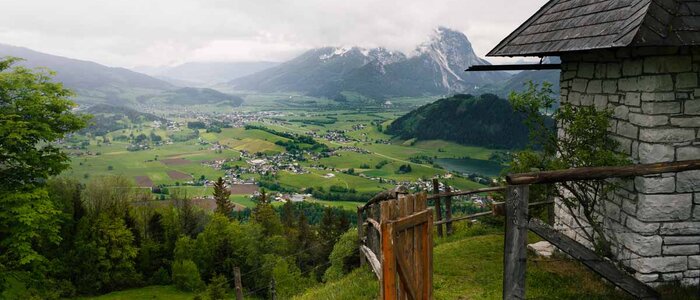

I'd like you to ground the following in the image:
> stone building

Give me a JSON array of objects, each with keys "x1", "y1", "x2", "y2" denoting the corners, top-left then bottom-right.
[{"x1": 488, "y1": 0, "x2": 700, "y2": 286}]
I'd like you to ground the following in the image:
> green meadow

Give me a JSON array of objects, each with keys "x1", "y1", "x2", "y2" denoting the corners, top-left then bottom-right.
[{"x1": 66, "y1": 106, "x2": 507, "y2": 212}]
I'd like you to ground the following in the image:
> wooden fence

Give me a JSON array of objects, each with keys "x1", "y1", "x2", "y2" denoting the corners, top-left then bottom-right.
[
  {"x1": 358, "y1": 192, "x2": 433, "y2": 299},
  {"x1": 358, "y1": 159, "x2": 700, "y2": 300}
]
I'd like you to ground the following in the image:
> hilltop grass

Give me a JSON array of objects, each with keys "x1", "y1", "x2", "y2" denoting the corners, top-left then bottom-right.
[
  {"x1": 73, "y1": 285, "x2": 196, "y2": 300},
  {"x1": 295, "y1": 223, "x2": 631, "y2": 300},
  {"x1": 292, "y1": 267, "x2": 379, "y2": 300}
]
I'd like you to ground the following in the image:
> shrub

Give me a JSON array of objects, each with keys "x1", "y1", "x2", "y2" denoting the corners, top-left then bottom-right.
[
  {"x1": 172, "y1": 259, "x2": 204, "y2": 292},
  {"x1": 323, "y1": 228, "x2": 360, "y2": 282},
  {"x1": 150, "y1": 267, "x2": 171, "y2": 285},
  {"x1": 205, "y1": 273, "x2": 228, "y2": 300}
]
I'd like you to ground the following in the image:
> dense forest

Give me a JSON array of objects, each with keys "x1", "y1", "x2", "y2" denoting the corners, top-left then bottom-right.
[
  {"x1": 79, "y1": 104, "x2": 167, "y2": 136},
  {"x1": 148, "y1": 87, "x2": 244, "y2": 106},
  {"x1": 387, "y1": 94, "x2": 547, "y2": 149},
  {"x1": 0, "y1": 58, "x2": 358, "y2": 299}
]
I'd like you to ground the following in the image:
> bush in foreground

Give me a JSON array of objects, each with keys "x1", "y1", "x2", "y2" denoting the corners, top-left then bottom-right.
[{"x1": 172, "y1": 259, "x2": 204, "y2": 292}]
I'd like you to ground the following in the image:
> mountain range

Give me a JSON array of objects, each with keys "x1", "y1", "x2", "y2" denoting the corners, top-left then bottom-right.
[
  {"x1": 0, "y1": 27, "x2": 559, "y2": 106},
  {"x1": 0, "y1": 44, "x2": 243, "y2": 107},
  {"x1": 134, "y1": 61, "x2": 280, "y2": 87},
  {"x1": 229, "y1": 27, "x2": 515, "y2": 100}
]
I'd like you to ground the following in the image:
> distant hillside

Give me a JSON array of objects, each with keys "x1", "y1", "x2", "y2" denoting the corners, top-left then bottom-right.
[
  {"x1": 144, "y1": 87, "x2": 244, "y2": 106},
  {"x1": 481, "y1": 57, "x2": 561, "y2": 99},
  {"x1": 0, "y1": 43, "x2": 177, "y2": 106},
  {"x1": 134, "y1": 61, "x2": 279, "y2": 86},
  {"x1": 386, "y1": 94, "x2": 533, "y2": 149},
  {"x1": 0, "y1": 44, "x2": 172, "y2": 91},
  {"x1": 230, "y1": 27, "x2": 509, "y2": 100},
  {"x1": 80, "y1": 104, "x2": 167, "y2": 136}
]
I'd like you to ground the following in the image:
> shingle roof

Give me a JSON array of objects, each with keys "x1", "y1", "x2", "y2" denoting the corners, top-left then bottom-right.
[{"x1": 488, "y1": 0, "x2": 700, "y2": 57}]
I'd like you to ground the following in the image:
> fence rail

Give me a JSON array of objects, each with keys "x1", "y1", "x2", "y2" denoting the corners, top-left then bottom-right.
[
  {"x1": 359, "y1": 159, "x2": 700, "y2": 300},
  {"x1": 506, "y1": 159, "x2": 700, "y2": 185}
]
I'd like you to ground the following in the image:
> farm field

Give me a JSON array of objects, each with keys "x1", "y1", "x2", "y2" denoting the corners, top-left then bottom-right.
[{"x1": 65, "y1": 104, "x2": 508, "y2": 212}]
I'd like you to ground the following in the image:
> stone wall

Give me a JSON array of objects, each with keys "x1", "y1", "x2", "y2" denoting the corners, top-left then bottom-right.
[{"x1": 556, "y1": 46, "x2": 700, "y2": 287}]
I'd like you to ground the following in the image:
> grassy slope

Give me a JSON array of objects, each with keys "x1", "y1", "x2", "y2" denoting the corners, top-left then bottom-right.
[
  {"x1": 74, "y1": 285, "x2": 196, "y2": 300},
  {"x1": 293, "y1": 267, "x2": 379, "y2": 300},
  {"x1": 295, "y1": 227, "x2": 629, "y2": 300}
]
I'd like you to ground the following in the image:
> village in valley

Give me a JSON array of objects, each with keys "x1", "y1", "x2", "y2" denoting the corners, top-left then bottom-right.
[{"x1": 60, "y1": 106, "x2": 498, "y2": 213}]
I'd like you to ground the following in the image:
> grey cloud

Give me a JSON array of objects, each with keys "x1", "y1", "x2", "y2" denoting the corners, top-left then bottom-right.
[{"x1": 0, "y1": 0, "x2": 548, "y2": 67}]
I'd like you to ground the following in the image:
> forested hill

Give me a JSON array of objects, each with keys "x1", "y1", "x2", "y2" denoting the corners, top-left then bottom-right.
[{"x1": 387, "y1": 94, "x2": 531, "y2": 149}]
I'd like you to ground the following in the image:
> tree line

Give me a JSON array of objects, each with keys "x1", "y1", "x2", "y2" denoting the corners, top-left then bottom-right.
[{"x1": 0, "y1": 58, "x2": 360, "y2": 299}]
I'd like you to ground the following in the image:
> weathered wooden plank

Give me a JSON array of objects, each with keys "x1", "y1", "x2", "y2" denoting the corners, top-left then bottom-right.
[
  {"x1": 506, "y1": 159, "x2": 700, "y2": 185},
  {"x1": 381, "y1": 200, "x2": 399, "y2": 300},
  {"x1": 372, "y1": 205, "x2": 381, "y2": 261},
  {"x1": 366, "y1": 218, "x2": 381, "y2": 232},
  {"x1": 415, "y1": 193, "x2": 429, "y2": 300},
  {"x1": 431, "y1": 179, "x2": 444, "y2": 237},
  {"x1": 423, "y1": 206, "x2": 433, "y2": 300},
  {"x1": 398, "y1": 194, "x2": 410, "y2": 300},
  {"x1": 363, "y1": 186, "x2": 410, "y2": 210},
  {"x1": 503, "y1": 185, "x2": 529, "y2": 300},
  {"x1": 393, "y1": 210, "x2": 430, "y2": 232},
  {"x1": 410, "y1": 194, "x2": 419, "y2": 300},
  {"x1": 528, "y1": 218, "x2": 660, "y2": 300},
  {"x1": 360, "y1": 245, "x2": 382, "y2": 280},
  {"x1": 394, "y1": 242, "x2": 418, "y2": 300}
]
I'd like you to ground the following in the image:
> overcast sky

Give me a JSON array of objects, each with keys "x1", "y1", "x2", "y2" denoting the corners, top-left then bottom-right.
[{"x1": 0, "y1": 0, "x2": 548, "y2": 68}]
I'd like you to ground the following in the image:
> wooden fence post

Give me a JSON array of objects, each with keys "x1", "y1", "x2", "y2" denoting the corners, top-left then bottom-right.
[
  {"x1": 270, "y1": 278, "x2": 277, "y2": 300},
  {"x1": 233, "y1": 267, "x2": 243, "y2": 300},
  {"x1": 445, "y1": 186, "x2": 453, "y2": 236},
  {"x1": 380, "y1": 200, "x2": 398, "y2": 300},
  {"x1": 547, "y1": 196, "x2": 555, "y2": 226},
  {"x1": 358, "y1": 206, "x2": 366, "y2": 266},
  {"x1": 503, "y1": 185, "x2": 529, "y2": 300},
  {"x1": 432, "y1": 179, "x2": 444, "y2": 237}
]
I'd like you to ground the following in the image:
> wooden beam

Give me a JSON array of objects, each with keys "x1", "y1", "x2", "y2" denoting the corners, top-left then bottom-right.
[
  {"x1": 380, "y1": 201, "x2": 398, "y2": 300},
  {"x1": 362, "y1": 186, "x2": 409, "y2": 211},
  {"x1": 465, "y1": 63, "x2": 561, "y2": 71},
  {"x1": 434, "y1": 211, "x2": 492, "y2": 225},
  {"x1": 393, "y1": 210, "x2": 430, "y2": 232},
  {"x1": 357, "y1": 207, "x2": 365, "y2": 266},
  {"x1": 528, "y1": 218, "x2": 660, "y2": 300},
  {"x1": 360, "y1": 245, "x2": 382, "y2": 280},
  {"x1": 426, "y1": 186, "x2": 506, "y2": 200},
  {"x1": 445, "y1": 186, "x2": 453, "y2": 235},
  {"x1": 503, "y1": 185, "x2": 529, "y2": 300},
  {"x1": 432, "y1": 179, "x2": 444, "y2": 237},
  {"x1": 234, "y1": 267, "x2": 243, "y2": 300},
  {"x1": 394, "y1": 245, "x2": 419, "y2": 300},
  {"x1": 365, "y1": 218, "x2": 381, "y2": 232},
  {"x1": 506, "y1": 159, "x2": 700, "y2": 185}
]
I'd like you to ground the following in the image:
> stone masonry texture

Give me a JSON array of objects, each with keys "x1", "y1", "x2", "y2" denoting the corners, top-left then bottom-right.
[{"x1": 555, "y1": 47, "x2": 700, "y2": 287}]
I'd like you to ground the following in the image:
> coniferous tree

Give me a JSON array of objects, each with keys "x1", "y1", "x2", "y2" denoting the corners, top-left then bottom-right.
[
  {"x1": 147, "y1": 212, "x2": 165, "y2": 242},
  {"x1": 178, "y1": 198, "x2": 198, "y2": 238},
  {"x1": 280, "y1": 201, "x2": 296, "y2": 228},
  {"x1": 295, "y1": 213, "x2": 316, "y2": 273},
  {"x1": 213, "y1": 177, "x2": 233, "y2": 217}
]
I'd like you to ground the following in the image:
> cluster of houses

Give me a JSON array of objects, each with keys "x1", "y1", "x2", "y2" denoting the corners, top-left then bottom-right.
[
  {"x1": 236, "y1": 151, "x2": 308, "y2": 176},
  {"x1": 336, "y1": 146, "x2": 371, "y2": 154}
]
